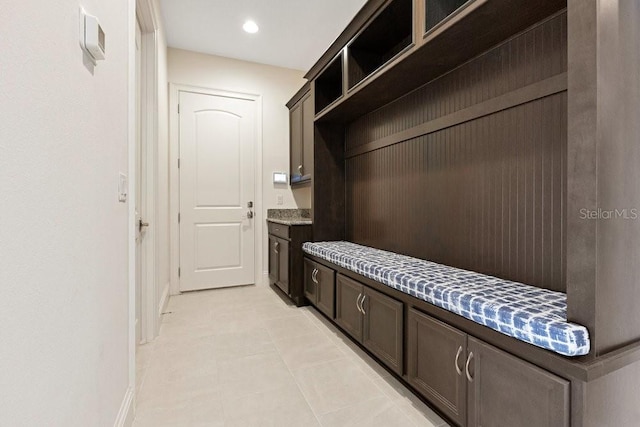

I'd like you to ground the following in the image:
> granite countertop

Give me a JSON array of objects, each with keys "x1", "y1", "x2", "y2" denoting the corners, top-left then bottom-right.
[{"x1": 267, "y1": 208, "x2": 312, "y2": 226}]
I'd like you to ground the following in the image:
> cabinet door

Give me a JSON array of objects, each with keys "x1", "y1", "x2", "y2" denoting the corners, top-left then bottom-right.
[
  {"x1": 289, "y1": 102, "x2": 303, "y2": 183},
  {"x1": 362, "y1": 287, "x2": 403, "y2": 375},
  {"x1": 315, "y1": 262, "x2": 335, "y2": 318},
  {"x1": 268, "y1": 235, "x2": 279, "y2": 285},
  {"x1": 407, "y1": 309, "x2": 467, "y2": 426},
  {"x1": 277, "y1": 238, "x2": 289, "y2": 294},
  {"x1": 335, "y1": 274, "x2": 363, "y2": 340},
  {"x1": 303, "y1": 258, "x2": 318, "y2": 304},
  {"x1": 301, "y1": 92, "x2": 314, "y2": 181},
  {"x1": 467, "y1": 337, "x2": 570, "y2": 427}
]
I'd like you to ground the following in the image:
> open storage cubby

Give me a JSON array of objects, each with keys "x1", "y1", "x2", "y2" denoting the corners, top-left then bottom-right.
[
  {"x1": 347, "y1": 0, "x2": 413, "y2": 89},
  {"x1": 314, "y1": 55, "x2": 343, "y2": 114},
  {"x1": 425, "y1": 0, "x2": 470, "y2": 34}
]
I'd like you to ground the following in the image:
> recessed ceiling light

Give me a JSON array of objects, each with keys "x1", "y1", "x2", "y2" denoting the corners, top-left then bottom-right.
[{"x1": 242, "y1": 20, "x2": 259, "y2": 34}]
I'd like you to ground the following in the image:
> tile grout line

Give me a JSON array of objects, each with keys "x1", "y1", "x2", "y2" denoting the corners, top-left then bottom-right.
[
  {"x1": 263, "y1": 303, "x2": 388, "y2": 424},
  {"x1": 136, "y1": 288, "x2": 450, "y2": 426},
  {"x1": 264, "y1": 320, "x2": 327, "y2": 426},
  {"x1": 301, "y1": 307, "x2": 451, "y2": 427}
]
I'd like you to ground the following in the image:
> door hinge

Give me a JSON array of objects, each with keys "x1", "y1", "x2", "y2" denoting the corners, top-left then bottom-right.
[
  {"x1": 178, "y1": 267, "x2": 181, "y2": 277},
  {"x1": 178, "y1": 104, "x2": 180, "y2": 114},
  {"x1": 178, "y1": 212, "x2": 181, "y2": 223},
  {"x1": 177, "y1": 158, "x2": 180, "y2": 169}
]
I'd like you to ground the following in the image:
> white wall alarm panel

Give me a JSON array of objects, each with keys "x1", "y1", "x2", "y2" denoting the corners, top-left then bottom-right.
[
  {"x1": 273, "y1": 172, "x2": 287, "y2": 184},
  {"x1": 80, "y1": 8, "x2": 106, "y2": 63}
]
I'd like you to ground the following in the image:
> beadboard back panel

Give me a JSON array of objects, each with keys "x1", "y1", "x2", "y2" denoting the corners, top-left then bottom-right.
[
  {"x1": 347, "y1": 12, "x2": 567, "y2": 151},
  {"x1": 345, "y1": 12, "x2": 567, "y2": 291}
]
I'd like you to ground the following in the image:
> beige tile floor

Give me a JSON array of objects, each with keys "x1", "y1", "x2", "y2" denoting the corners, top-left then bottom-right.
[{"x1": 134, "y1": 284, "x2": 451, "y2": 427}]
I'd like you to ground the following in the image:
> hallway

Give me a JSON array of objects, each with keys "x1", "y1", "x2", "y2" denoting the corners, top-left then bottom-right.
[{"x1": 134, "y1": 285, "x2": 450, "y2": 426}]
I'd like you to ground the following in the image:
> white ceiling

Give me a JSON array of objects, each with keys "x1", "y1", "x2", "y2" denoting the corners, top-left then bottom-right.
[{"x1": 159, "y1": 0, "x2": 367, "y2": 72}]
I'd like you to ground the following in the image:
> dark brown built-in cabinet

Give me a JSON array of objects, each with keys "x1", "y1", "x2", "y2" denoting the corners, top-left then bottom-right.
[
  {"x1": 336, "y1": 274, "x2": 404, "y2": 375},
  {"x1": 294, "y1": 0, "x2": 640, "y2": 426},
  {"x1": 287, "y1": 82, "x2": 314, "y2": 185},
  {"x1": 407, "y1": 308, "x2": 569, "y2": 427},
  {"x1": 268, "y1": 222, "x2": 311, "y2": 306},
  {"x1": 305, "y1": 254, "x2": 573, "y2": 427}
]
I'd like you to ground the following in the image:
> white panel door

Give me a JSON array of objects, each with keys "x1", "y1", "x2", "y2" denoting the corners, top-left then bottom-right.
[{"x1": 179, "y1": 91, "x2": 256, "y2": 291}]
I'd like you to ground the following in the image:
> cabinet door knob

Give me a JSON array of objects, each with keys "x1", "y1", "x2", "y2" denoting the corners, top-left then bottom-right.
[
  {"x1": 465, "y1": 352, "x2": 474, "y2": 383},
  {"x1": 361, "y1": 295, "x2": 367, "y2": 315},
  {"x1": 274, "y1": 241, "x2": 279, "y2": 254},
  {"x1": 298, "y1": 165, "x2": 303, "y2": 173},
  {"x1": 312, "y1": 268, "x2": 318, "y2": 284},
  {"x1": 356, "y1": 293, "x2": 363, "y2": 313},
  {"x1": 455, "y1": 346, "x2": 463, "y2": 376}
]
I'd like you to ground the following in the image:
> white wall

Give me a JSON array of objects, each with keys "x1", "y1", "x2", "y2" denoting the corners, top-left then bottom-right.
[
  {"x1": 166, "y1": 48, "x2": 308, "y2": 287},
  {"x1": 0, "y1": 0, "x2": 133, "y2": 425}
]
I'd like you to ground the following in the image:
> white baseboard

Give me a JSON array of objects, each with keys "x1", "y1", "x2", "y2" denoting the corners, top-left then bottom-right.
[
  {"x1": 113, "y1": 386, "x2": 134, "y2": 427},
  {"x1": 260, "y1": 271, "x2": 269, "y2": 286},
  {"x1": 159, "y1": 282, "x2": 170, "y2": 316}
]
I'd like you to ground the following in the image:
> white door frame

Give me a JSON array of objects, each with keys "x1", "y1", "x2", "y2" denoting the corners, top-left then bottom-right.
[
  {"x1": 135, "y1": 0, "x2": 160, "y2": 343},
  {"x1": 169, "y1": 84, "x2": 264, "y2": 295}
]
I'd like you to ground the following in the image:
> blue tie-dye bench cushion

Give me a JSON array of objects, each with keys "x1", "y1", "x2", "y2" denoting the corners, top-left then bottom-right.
[{"x1": 302, "y1": 241, "x2": 590, "y2": 357}]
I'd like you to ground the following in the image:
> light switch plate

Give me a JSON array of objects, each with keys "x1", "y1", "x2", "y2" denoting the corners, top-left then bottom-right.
[
  {"x1": 118, "y1": 173, "x2": 127, "y2": 203},
  {"x1": 277, "y1": 195, "x2": 284, "y2": 205}
]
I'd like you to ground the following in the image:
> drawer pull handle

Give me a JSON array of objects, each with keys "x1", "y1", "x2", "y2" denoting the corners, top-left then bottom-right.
[
  {"x1": 465, "y1": 352, "x2": 474, "y2": 383},
  {"x1": 312, "y1": 268, "x2": 318, "y2": 284},
  {"x1": 361, "y1": 295, "x2": 367, "y2": 315},
  {"x1": 356, "y1": 293, "x2": 363, "y2": 313},
  {"x1": 455, "y1": 346, "x2": 463, "y2": 376}
]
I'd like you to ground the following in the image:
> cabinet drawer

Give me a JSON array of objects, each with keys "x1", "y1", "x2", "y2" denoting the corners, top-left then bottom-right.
[{"x1": 268, "y1": 222, "x2": 290, "y2": 239}]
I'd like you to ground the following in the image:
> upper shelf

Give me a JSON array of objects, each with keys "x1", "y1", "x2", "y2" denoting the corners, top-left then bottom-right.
[
  {"x1": 314, "y1": 54, "x2": 343, "y2": 113},
  {"x1": 347, "y1": 0, "x2": 414, "y2": 90},
  {"x1": 313, "y1": 0, "x2": 567, "y2": 123},
  {"x1": 425, "y1": 0, "x2": 470, "y2": 33}
]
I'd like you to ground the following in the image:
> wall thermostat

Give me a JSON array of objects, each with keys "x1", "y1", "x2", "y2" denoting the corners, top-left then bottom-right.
[
  {"x1": 80, "y1": 8, "x2": 106, "y2": 64},
  {"x1": 273, "y1": 172, "x2": 287, "y2": 184}
]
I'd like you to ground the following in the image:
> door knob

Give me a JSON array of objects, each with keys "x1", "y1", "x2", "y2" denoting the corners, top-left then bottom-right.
[
  {"x1": 247, "y1": 210, "x2": 254, "y2": 219},
  {"x1": 138, "y1": 218, "x2": 149, "y2": 232},
  {"x1": 247, "y1": 201, "x2": 253, "y2": 208}
]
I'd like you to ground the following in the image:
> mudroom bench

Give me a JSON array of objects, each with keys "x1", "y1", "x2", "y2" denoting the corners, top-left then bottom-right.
[
  {"x1": 303, "y1": 241, "x2": 590, "y2": 357},
  {"x1": 302, "y1": 241, "x2": 596, "y2": 427}
]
